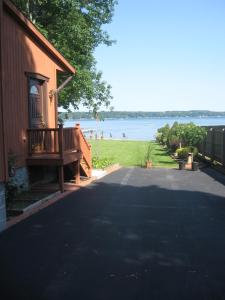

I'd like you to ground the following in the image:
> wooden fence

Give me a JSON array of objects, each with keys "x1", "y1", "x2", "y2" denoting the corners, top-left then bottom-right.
[{"x1": 198, "y1": 126, "x2": 225, "y2": 166}]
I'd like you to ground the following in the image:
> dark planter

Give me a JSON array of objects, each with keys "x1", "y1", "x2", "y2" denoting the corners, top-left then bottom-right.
[
  {"x1": 192, "y1": 161, "x2": 199, "y2": 171},
  {"x1": 179, "y1": 161, "x2": 185, "y2": 170}
]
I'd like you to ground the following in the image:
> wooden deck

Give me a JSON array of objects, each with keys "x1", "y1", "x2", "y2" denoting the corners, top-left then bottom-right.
[
  {"x1": 27, "y1": 150, "x2": 82, "y2": 166},
  {"x1": 26, "y1": 124, "x2": 92, "y2": 192}
]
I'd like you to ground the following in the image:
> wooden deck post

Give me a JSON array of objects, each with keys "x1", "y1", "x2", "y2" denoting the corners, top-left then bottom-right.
[
  {"x1": 58, "y1": 124, "x2": 64, "y2": 158},
  {"x1": 75, "y1": 123, "x2": 81, "y2": 151},
  {"x1": 74, "y1": 159, "x2": 80, "y2": 185},
  {"x1": 58, "y1": 124, "x2": 64, "y2": 192},
  {"x1": 58, "y1": 165, "x2": 64, "y2": 193},
  {"x1": 75, "y1": 124, "x2": 81, "y2": 184}
]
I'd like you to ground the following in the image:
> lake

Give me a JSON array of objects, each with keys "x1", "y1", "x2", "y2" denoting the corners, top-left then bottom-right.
[{"x1": 64, "y1": 117, "x2": 225, "y2": 141}]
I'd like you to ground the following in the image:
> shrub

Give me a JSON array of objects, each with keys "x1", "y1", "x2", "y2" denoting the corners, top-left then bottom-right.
[
  {"x1": 92, "y1": 157, "x2": 113, "y2": 169},
  {"x1": 156, "y1": 124, "x2": 170, "y2": 145},
  {"x1": 5, "y1": 181, "x2": 18, "y2": 207},
  {"x1": 182, "y1": 123, "x2": 207, "y2": 146},
  {"x1": 167, "y1": 135, "x2": 180, "y2": 152},
  {"x1": 176, "y1": 146, "x2": 198, "y2": 159},
  {"x1": 157, "y1": 122, "x2": 207, "y2": 151}
]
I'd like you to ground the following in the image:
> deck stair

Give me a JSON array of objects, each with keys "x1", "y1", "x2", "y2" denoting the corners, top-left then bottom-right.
[{"x1": 80, "y1": 158, "x2": 91, "y2": 177}]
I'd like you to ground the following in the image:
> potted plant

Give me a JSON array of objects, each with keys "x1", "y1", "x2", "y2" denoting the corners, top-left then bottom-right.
[
  {"x1": 32, "y1": 144, "x2": 42, "y2": 152},
  {"x1": 178, "y1": 160, "x2": 185, "y2": 170},
  {"x1": 192, "y1": 161, "x2": 199, "y2": 171},
  {"x1": 145, "y1": 142, "x2": 153, "y2": 168}
]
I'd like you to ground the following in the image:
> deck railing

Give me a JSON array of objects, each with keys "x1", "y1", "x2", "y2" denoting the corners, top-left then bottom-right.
[
  {"x1": 62, "y1": 127, "x2": 78, "y2": 152},
  {"x1": 27, "y1": 125, "x2": 79, "y2": 156},
  {"x1": 27, "y1": 128, "x2": 60, "y2": 154}
]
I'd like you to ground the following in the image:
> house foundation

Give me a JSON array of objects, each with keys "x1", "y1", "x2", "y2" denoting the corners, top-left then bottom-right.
[
  {"x1": 29, "y1": 166, "x2": 57, "y2": 186},
  {"x1": 0, "y1": 183, "x2": 6, "y2": 232},
  {"x1": 11, "y1": 167, "x2": 29, "y2": 192}
]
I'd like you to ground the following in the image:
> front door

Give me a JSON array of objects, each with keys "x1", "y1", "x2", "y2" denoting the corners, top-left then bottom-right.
[{"x1": 28, "y1": 78, "x2": 46, "y2": 128}]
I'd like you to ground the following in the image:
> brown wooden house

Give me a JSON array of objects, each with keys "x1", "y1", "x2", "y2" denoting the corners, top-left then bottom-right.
[{"x1": 0, "y1": 0, "x2": 92, "y2": 231}]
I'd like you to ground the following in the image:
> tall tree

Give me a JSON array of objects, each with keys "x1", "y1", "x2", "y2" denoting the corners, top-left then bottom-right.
[{"x1": 13, "y1": 0, "x2": 117, "y2": 113}]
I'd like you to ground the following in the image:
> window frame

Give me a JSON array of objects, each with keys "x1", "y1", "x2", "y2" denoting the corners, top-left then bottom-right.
[{"x1": 26, "y1": 73, "x2": 49, "y2": 128}]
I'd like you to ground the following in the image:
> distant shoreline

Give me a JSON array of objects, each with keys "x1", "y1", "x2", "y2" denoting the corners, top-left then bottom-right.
[
  {"x1": 59, "y1": 111, "x2": 225, "y2": 121},
  {"x1": 64, "y1": 115, "x2": 225, "y2": 121}
]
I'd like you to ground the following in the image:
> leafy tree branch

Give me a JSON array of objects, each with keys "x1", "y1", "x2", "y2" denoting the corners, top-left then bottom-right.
[{"x1": 13, "y1": 0, "x2": 117, "y2": 113}]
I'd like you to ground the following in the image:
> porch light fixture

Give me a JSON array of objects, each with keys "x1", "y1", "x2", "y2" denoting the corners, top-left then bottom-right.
[{"x1": 49, "y1": 76, "x2": 73, "y2": 101}]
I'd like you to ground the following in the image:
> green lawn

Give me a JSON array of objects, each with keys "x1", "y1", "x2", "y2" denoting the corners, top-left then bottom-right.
[{"x1": 89, "y1": 139, "x2": 177, "y2": 168}]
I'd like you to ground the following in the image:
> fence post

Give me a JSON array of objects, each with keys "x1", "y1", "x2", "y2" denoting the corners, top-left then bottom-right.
[
  {"x1": 210, "y1": 128, "x2": 215, "y2": 162},
  {"x1": 203, "y1": 129, "x2": 207, "y2": 157}
]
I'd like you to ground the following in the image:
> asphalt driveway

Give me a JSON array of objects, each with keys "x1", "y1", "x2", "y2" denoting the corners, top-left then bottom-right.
[{"x1": 0, "y1": 167, "x2": 225, "y2": 300}]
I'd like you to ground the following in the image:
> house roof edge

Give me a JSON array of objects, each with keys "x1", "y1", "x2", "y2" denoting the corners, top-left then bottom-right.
[{"x1": 3, "y1": 0, "x2": 76, "y2": 74}]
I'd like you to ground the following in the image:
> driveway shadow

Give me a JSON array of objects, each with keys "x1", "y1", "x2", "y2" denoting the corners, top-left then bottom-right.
[
  {"x1": 0, "y1": 168, "x2": 225, "y2": 300},
  {"x1": 200, "y1": 165, "x2": 225, "y2": 186}
]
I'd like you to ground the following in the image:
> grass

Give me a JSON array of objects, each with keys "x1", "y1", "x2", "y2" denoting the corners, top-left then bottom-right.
[{"x1": 89, "y1": 139, "x2": 177, "y2": 168}]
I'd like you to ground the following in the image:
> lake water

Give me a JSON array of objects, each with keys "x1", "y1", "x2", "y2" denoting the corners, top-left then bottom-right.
[{"x1": 64, "y1": 117, "x2": 225, "y2": 141}]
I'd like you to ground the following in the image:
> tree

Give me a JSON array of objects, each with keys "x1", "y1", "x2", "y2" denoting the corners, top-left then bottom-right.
[
  {"x1": 157, "y1": 122, "x2": 207, "y2": 151},
  {"x1": 13, "y1": 0, "x2": 117, "y2": 114},
  {"x1": 168, "y1": 122, "x2": 186, "y2": 149},
  {"x1": 182, "y1": 123, "x2": 207, "y2": 146},
  {"x1": 156, "y1": 124, "x2": 170, "y2": 146}
]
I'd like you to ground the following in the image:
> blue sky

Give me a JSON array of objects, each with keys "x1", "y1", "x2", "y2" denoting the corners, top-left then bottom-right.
[{"x1": 94, "y1": 0, "x2": 225, "y2": 111}]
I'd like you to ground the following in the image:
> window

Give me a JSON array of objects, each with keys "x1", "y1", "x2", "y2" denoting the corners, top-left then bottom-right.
[
  {"x1": 26, "y1": 73, "x2": 49, "y2": 128},
  {"x1": 30, "y1": 85, "x2": 39, "y2": 95}
]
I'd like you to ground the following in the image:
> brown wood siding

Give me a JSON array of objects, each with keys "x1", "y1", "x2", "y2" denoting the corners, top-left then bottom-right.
[
  {"x1": 0, "y1": 84, "x2": 5, "y2": 181},
  {"x1": 0, "y1": 0, "x2": 6, "y2": 181},
  {"x1": 1, "y1": 7, "x2": 63, "y2": 168},
  {"x1": 4, "y1": 0, "x2": 75, "y2": 74}
]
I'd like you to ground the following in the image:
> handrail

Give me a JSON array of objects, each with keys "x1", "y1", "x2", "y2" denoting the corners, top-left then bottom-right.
[
  {"x1": 27, "y1": 128, "x2": 59, "y2": 132},
  {"x1": 80, "y1": 129, "x2": 91, "y2": 150},
  {"x1": 27, "y1": 127, "x2": 60, "y2": 154},
  {"x1": 75, "y1": 124, "x2": 92, "y2": 171}
]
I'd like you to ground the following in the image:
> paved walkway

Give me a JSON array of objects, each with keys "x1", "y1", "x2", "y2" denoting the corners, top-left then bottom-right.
[{"x1": 1, "y1": 167, "x2": 225, "y2": 300}]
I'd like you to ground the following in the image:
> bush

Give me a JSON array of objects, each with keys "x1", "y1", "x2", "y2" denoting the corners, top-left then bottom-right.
[
  {"x1": 156, "y1": 124, "x2": 170, "y2": 145},
  {"x1": 92, "y1": 157, "x2": 113, "y2": 169},
  {"x1": 167, "y1": 135, "x2": 180, "y2": 152},
  {"x1": 176, "y1": 146, "x2": 198, "y2": 159},
  {"x1": 157, "y1": 122, "x2": 207, "y2": 152},
  {"x1": 5, "y1": 180, "x2": 18, "y2": 207}
]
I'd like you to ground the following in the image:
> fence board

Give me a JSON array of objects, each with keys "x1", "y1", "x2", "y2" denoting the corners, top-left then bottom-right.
[{"x1": 199, "y1": 126, "x2": 225, "y2": 166}]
